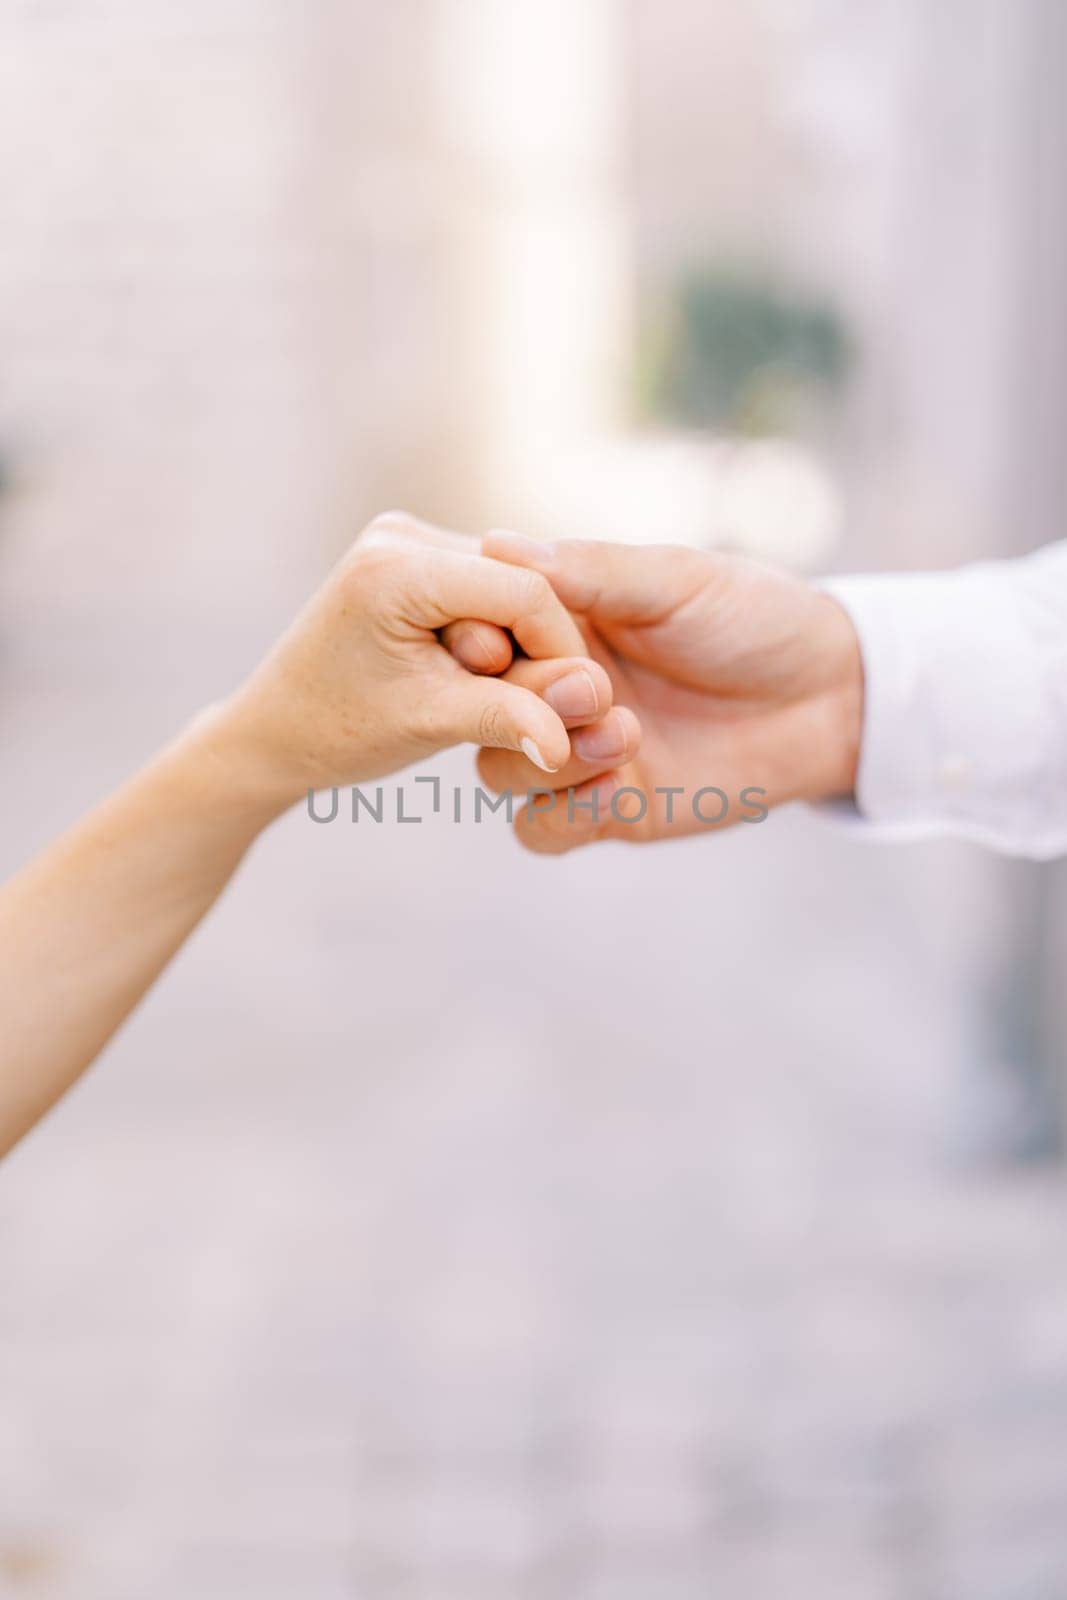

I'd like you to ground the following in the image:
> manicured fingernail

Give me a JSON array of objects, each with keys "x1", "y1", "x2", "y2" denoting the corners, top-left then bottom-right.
[
  {"x1": 544, "y1": 669, "x2": 598, "y2": 720},
  {"x1": 521, "y1": 735, "x2": 556, "y2": 773},
  {"x1": 488, "y1": 528, "x2": 556, "y2": 563},
  {"x1": 572, "y1": 713, "x2": 627, "y2": 763}
]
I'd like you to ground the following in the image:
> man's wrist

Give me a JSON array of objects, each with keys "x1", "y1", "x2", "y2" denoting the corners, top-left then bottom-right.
[{"x1": 808, "y1": 592, "x2": 864, "y2": 803}]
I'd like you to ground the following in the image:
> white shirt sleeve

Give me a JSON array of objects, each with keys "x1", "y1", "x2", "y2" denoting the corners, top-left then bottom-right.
[{"x1": 820, "y1": 542, "x2": 1067, "y2": 860}]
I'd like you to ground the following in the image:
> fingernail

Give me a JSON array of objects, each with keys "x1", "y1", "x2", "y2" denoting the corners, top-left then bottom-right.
[
  {"x1": 572, "y1": 713, "x2": 628, "y2": 763},
  {"x1": 521, "y1": 735, "x2": 557, "y2": 773},
  {"x1": 454, "y1": 624, "x2": 496, "y2": 671},
  {"x1": 544, "y1": 669, "x2": 598, "y2": 720},
  {"x1": 488, "y1": 528, "x2": 556, "y2": 563}
]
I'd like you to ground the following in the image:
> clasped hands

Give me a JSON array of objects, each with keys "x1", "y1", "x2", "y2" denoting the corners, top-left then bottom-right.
[
  {"x1": 211, "y1": 510, "x2": 864, "y2": 853},
  {"x1": 0, "y1": 507, "x2": 864, "y2": 1153}
]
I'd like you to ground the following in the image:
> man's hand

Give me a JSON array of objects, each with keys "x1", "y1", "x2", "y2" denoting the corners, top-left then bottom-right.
[{"x1": 444, "y1": 532, "x2": 863, "y2": 854}]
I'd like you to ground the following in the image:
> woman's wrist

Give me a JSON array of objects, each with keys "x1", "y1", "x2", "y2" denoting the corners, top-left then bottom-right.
[{"x1": 169, "y1": 696, "x2": 305, "y2": 841}]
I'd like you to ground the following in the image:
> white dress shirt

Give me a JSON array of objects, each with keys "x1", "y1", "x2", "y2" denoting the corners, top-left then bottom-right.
[{"x1": 823, "y1": 542, "x2": 1067, "y2": 859}]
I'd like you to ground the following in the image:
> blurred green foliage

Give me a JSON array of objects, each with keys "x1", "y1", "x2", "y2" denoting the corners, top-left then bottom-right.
[{"x1": 638, "y1": 268, "x2": 850, "y2": 435}]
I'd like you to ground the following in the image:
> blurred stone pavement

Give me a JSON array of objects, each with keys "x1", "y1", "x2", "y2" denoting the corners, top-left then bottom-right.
[{"x1": 2, "y1": 599, "x2": 1067, "y2": 1600}]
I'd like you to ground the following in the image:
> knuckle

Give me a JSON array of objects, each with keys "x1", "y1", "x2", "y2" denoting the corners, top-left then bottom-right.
[
  {"x1": 340, "y1": 542, "x2": 399, "y2": 594},
  {"x1": 513, "y1": 567, "x2": 552, "y2": 613},
  {"x1": 357, "y1": 525, "x2": 390, "y2": 552},
  {"x1": 476, "y1": 697, "x2": 510, "y2": 748},
  {"x1": 364, "y1": 508, "x2": 419, "y2": 544}
]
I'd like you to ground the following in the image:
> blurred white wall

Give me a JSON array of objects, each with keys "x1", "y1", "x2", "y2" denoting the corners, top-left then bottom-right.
[
  {"x1": 629, "y1": 0, "x2": 1038, "y2": 572},
  {"x1": 0, "y1": 1, "x2": 487, "y2": 629}
]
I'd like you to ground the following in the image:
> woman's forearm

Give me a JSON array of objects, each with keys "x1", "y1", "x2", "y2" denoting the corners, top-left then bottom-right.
[
  {"x1": 0, "y1": 704, "x2": 284, "y2": 1154},
  {"x1": 0, "y1": 513, "x2": 610, "y2": 1157}
]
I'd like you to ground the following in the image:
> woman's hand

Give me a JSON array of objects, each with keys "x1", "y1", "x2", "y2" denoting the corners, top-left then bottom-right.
[
  {"x1": 203, "y1": 512, "x2": 612, "y2": 814},
  {"x1": 0, "y1": 510, "x2": 620, "y2": 1154}
]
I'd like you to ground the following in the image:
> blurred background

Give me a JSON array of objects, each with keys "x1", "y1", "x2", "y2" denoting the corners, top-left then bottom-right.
[{"x1": 2, "y1": 1, "x2": 1067, "y2": 1595}]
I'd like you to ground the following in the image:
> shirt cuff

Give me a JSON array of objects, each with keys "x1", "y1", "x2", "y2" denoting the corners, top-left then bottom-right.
[{"x1": 819, "y1": 557, "x2": 1067, "y2": 859}]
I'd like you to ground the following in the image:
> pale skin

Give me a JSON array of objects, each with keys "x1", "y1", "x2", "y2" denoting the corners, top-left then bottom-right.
[
  {"x1": 445, "y1": 530, "x2": 864, "y2": 854},
  {"x1": 1, "y1": 517, "x2": 865, "y2": 1154},
  {"x1": 0, "y1": 513, "x2": 622, "y2": 1157}
]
